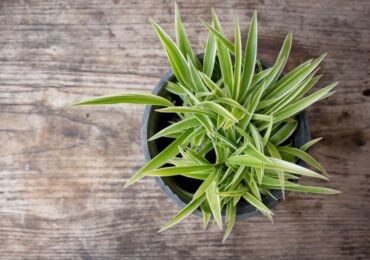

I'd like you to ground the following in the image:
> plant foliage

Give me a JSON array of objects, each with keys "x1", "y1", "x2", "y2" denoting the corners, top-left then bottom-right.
[{"x1": 73, "y1": 6, "x2": 340, "y2": 241}]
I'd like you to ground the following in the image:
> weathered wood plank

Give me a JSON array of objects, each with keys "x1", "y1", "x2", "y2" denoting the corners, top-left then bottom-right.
[{"x1": 0, "y1": 0, "x2": 369, "y2": 259}]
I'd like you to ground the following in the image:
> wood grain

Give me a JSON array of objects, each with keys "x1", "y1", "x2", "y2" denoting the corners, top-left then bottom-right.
[{"x1": 0, "y1": 0, "x2": 369, "y2": 259}]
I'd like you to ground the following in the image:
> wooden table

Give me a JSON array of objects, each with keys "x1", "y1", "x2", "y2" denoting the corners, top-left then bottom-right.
[{"x1": 0, "y1": 0, "x2": 369, "y2": 259}]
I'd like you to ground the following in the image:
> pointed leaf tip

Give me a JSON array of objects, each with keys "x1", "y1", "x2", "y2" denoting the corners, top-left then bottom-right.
[{"x1": 72, "y1": 93, "x2": 173, "y2": 107}]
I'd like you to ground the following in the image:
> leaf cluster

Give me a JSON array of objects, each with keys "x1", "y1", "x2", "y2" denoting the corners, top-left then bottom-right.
[{"x1": 73, "y1": 5, "x2": 340, "y2": 241}]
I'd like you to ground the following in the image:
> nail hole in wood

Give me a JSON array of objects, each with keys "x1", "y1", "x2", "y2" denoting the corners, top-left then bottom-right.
[{"x1": 363, "y1": 89, "x2": 370, "y2": 96}]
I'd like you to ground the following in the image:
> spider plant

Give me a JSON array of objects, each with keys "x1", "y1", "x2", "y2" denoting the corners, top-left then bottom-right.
[{"x1": 73, "y1": 6, "x2": 340, "y2": 241}]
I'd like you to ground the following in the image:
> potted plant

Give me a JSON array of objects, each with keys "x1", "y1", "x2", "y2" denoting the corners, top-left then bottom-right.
[{"x1": 73, "y1": 6, "x2": 340, "y2": 241}]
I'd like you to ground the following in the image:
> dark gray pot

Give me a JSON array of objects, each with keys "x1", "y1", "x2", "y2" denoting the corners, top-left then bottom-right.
[{"x1": 140, "y1": 59, "x2": 310, "y2": 220}]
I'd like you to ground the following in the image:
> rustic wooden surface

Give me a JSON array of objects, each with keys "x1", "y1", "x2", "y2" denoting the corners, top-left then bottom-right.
[{"x1": 0, "y1": 0, "x2": 369, "y2": 259}]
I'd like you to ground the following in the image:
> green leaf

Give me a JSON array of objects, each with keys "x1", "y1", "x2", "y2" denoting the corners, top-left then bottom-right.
[
  {"x1": 194, "y1": 114, "x2": 215, "y2": 134},
  {"x1": 264, "y1": 68, "x2": 319, "y2": 114},
  {"x1": 187, "y1": 56, "x2": 206, "y2": 92},
  {"x1": 211, "y1": 10, "x2": 234, "y2": 98},
  {"x1": 206, "y1": 181, "x2": 223, "y2": 229},
  {"x1": 293, "y1": 75, "x2": 322, "y2": 102},
  {"x1": 264, "y1": 55, "x2": 326, "y2": 112},
  {"x1": 264, "y1": 170, "x2": 299, "y2": 180},
  {"x1": 203, "y1": 19, "x2": 217, "y2": 77},
  {"x1": 212, "y1": 140, "x2": 227, "y2": 163},
  {"x1": 202, "y1": 18, "x2": 234, "y2": 52},
  {"x1": 264, "y1": 184, "x2": 341, "y2": 195},
  {"x1": 255, "y1": 59, "x2": 263, "y2": 72},
  {"x1": 320, "y1": 91, "x2": 336, "y2": 100},
  {"x1": 269, "y1": 32, "x2": 292, "y2": 86},
  {"x1": 201, "y1": 201, "x2": 211, "y2": 230},
  {"x1": 239, "y1": 11, "x2": 257, "y2": 101},
  {"x1": 125, "y1": 128, "x2": 194, "y2": 187},
  {"x1": 218, "y1": 188, "x2": 249, "y2": 196},
  {"x1": 168, "y1": 81, "x2": 199, "y2": 105},
  {"x1": 166, "y1": 81, "x2": 187, "y2": 95},
  {"x1": 192, "y1": 129, "x2": 205, "y2": 146},
  {"x1": 232, "y1": 142, "x2": 256, "y2": 158},
  {"x1": 259, "y1": 55, "x2": 288, "y2": 92},
  {"x1": 249, "y1": 123, "x2": 263, "y2": 151},
  {"x1": 175, "y1": 3, "x2": 201, "y2": 70},
  {"x1": 198, "y1": 140, "x2": 213, "y2": 157},
  {"x1": 244, "y1": 144, "x2": 271, "y2": 163},
  {"x1": 215, "y1": 98, "x2": 249, "y2": 114},
  {"x1": 278, "y1": 146, "x2": 327, "y2": 174},
  {"x1": 248, "y1": 177, "x2": 262, "y2": 201},
  {"x1": 160, "y1": 133, "x2": 182, "y2": 139},
  {"x1": 253, "y1": 113, "x2": 274, "y2": 122},
  {"x1": 233, "y1": 16, "x2": 242, "y2": 100},
  {"x1": 266, "y1": 142, "x2": 285, "y2": 199},
  {"x1": 223, "y1": 201, "x2": 236, "y2": 242},
  {"x1": 193, "y1": 169, "x2": 218, "y2": 199},
  {"x1": 263, "y1": 113, "x2": 274, "y2": 146},
  {"x1": 274, "y1": 82, "x2": 338, "y2": 122},
  {"x1": 199, "y1": 72, "x2": 225, "y2": 97},
  {"x1": 164, "y1": 178, "x2": 195, "y2": 200},
  {"x1": 261, "y1": 175, "x2": 298, "y2": 186},
  {"x1": 150, "y1": 18, "x2": 193, "y2": 89},
  {"x1": 156, "y1": 106, "x2": 216, "y2": 118},
  {"x1": 264, "y1": 59, "x2": 313, "y2": 99},
  {"x1": 159, "y1": 194, "x2": 206, "y2": 232},
  {"x1": 255, "y1": 163, "x2": 264, "y2": 184},
  {"x1": 268, "y1": 157, "x2": 328, "y2": 180},
  {"x1": 198, "y1": 101, "x2": 238, "y2": 123},
  {"x1": 220, "y1": 167, "x2": 233, "y2": 183},
  {"x1": 227, "y1": 155, "x2": 328, "y2": 180},
  {"x1": 149, "y1": 117, "x2": 201, "y2": 141},
  {"x1": 72, "y1": 93, "x2": 173, "y2": 107},
  {"x1": 242, "y1": 192, "x2": 273, "y2": 215},
  {"x1": 270, "y1": 120, "x2": 298, "y2": 145},
  {"x1": 240, "y1": 82, "x2": 266, "y2": 129},
  {"x1": 187, "y1": 149, "x2": 208, "y2": 164},
  {"x1": 227, "y1": 155, "x2": 262, "y2": 168},
  {"x1": 252, "y1": 67, "x2": 273, "y2": 88},
  {"x1": 227, "y1": 166, "x2": 246, "y2": 190},
  {"x1": 301, "y1": 137, "x2": 323, "y2": 151},
  {"x1": 233, "y1": 195, "x2": 242, "y2": 206},
  {"x1": 256, "y1": 97, "x2": 281, "y2": 110},
  {"x1": 195, "y1": 91, "x2": 216, "y2": 99},
  {"x1": 235, "y1": 126, "x2": 254, "y2": 144},
  {"x1": 214, "y1": 132, "x2": 238, "y2": 150},
  {"x1": 144, "y1": 165, "x2": 213, "y2": 180}
]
